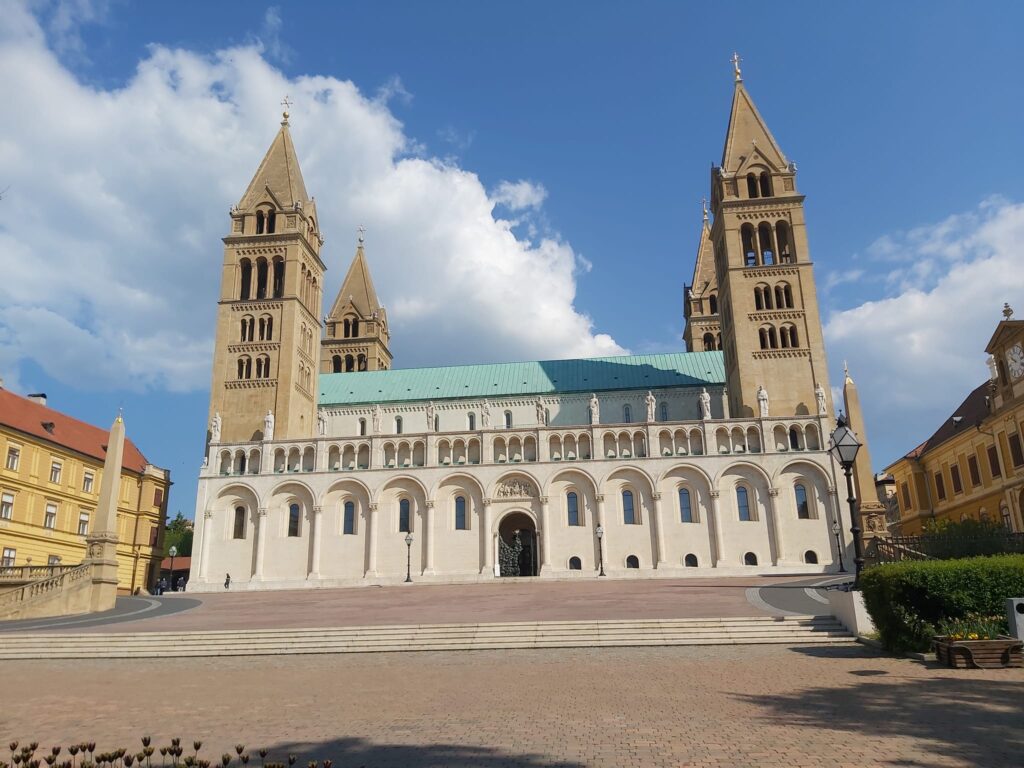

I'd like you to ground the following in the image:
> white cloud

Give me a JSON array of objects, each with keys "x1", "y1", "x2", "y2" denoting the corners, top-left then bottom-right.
[
  {"x1": 825, "y1": 198, "x2": 1024, "y2": 465},
  {"x1": 256, "y1": 6, "x2": 292, "y2": 64},
  {"x1": 491, "y1": 180, "x2": 548, "y2": 211},
  {"x1": 0, "y1": 3, "x2": 625, "y2": 392}
]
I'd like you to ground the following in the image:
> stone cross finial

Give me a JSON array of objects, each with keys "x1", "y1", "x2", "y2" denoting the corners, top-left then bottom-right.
[
  {"x1": 357, "y1": 225, "x2": 366, "y2": 245},
  {"x1": 731, "y1": 52, "x2": 742, "y2": 82},
  {"x1": 281, "y1": 95, "x2": 292, "y2": 124}
]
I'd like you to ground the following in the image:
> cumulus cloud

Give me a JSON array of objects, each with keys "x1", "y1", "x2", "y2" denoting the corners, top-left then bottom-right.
[
  {"x1": 825, "y1": 198, "x2": 1024, "y2": 465},
  {"x1": 491, "y1": 180, "x2": 548, "y2": 211},
  {"x1": 0, "y1": 3, "x2": 624, "y2": 393}
]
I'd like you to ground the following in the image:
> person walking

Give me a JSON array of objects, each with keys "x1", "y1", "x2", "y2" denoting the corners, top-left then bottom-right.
[{"x1": 224, "y1": 573, "x2": 231, "y2": 590}]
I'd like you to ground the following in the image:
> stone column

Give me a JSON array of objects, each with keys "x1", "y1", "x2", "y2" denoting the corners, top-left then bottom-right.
[
  {"x1": 651, "y1": 491, "x2": 666, "y2": 567},
  {"x1": 424, "y1": 500, "x2": 435, "y2": 574},
  {"x1": 366, "y1": 502, "x2": 379, "y2": 576},
  {"x1": 198, "y1": 510, "x2": 213, "y2": 579},
  {"x1": 539, "y1": 495, "x2": 551, "y2": 571},
  {"x1": 766, "y1": 488, "x2": 783, "y2": 565},
  {"x1": 482, "y1": 498, "x2": 493, "y2": 575},
  {"x1": 309, "y1": 505, "x2": 323, "y2": 578},
  {"x1": 595, "y1": 493, "x2": 608, "y2": 572},
  {"x1": 707, "y1": 491, "x2": 722, "y2": 566},
  {"x1": 260, "y1": 444, "x2": 273, "y2": 474},
  {"x1": 86, "y1": 413, "x2": 125, "y2": 612},
  {"x1": 254, "y1": 507, "x2": 269, "y2": 579}
]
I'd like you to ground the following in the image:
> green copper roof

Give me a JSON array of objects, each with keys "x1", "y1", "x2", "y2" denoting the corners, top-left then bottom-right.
[{"x1": 319, "y1": 352, "x2": 725, "y2": 406}]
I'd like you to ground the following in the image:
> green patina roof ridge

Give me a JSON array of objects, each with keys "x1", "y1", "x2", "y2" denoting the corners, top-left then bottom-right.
[{"x1": 319, "y1": 351, "x2": 725, "y2": 407}]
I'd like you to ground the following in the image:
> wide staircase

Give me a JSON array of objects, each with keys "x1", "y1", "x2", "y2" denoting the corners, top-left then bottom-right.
[{"x1": 0, "y1": 615, "x2": 853, "y2": 659}]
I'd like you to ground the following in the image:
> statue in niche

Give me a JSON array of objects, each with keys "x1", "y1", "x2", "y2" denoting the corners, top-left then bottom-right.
[
  {"x1": 371, "y1": 404, "x2": 382, "y2": 434},
  {"x1": 815, "y1": 383, "x2": 827, "y2": 417},
  {"x1": 645, "y1": 391, "x2": 656, "y2": 422},
  {"x1": 264, "y1": 410, "x2": 275, "y2": 441},
  {"x1": 481, "y1": 400, "x2": 491, "y2": 428},
  {"x1": 757, "y1": 386, "x2": 769, "y2": 419},
  {"x1": 210, "y1": 412, "x2": 222, "y2": 443},
  {"x1": 699, "y1": 388, "x2": 712, "y2": 420},
  {"x1": 589, "y1": 394, "x2": 600, "y2": 425},
  {"x1": 317, "y1": 410, "x2": 327, "y2": 436},
  {"x1": 426, "y1": 401, "x2": 436, "y2": 431}
]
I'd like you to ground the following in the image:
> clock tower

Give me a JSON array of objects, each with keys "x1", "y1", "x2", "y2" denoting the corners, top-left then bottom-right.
[{"x1": 985, "y1": 303, "x2": 1024, "y2": 412}]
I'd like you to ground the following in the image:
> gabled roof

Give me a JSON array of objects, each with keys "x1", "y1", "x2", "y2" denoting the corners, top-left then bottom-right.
[
  {"x1": 984, "y1": 319, "x2": 1024, "y2": 354},
  {"x1": 319, "y1": 351, "x2": 725, "y2": 406},
  {"x1": 891, "y1": 381, "x2": 991, "y2": 466},
  {"x1": 329, "y1": 242, "x2": 381, "y2": 320},
  {"x1": 721, "y1": 82, "x2": 788, "y2": 173},
  {"x1": 688, "y1": 215, "x2": 716, "y2": 296},
  {"x1": 0, "y1": 389, "x2": 150, "y2": 472},
  {"x1": 238, "y1": 121, "x2": 310, "y2": 210}
]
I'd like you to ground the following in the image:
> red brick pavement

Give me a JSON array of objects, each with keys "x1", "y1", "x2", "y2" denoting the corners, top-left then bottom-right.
[{"x1": 5, "y1": 644, "x2": 1020, "y2": 767}]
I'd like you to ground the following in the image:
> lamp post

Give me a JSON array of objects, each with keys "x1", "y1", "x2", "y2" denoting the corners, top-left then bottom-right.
[
  {"x1": 831, "y1": 520, "x2": 846, "y2": 573},
  {"x1": 595, "y1": 525, "x2": 606, "y2": 577},
  {"x1": 829, "y1": 415, "x2": 864, "y2": 587},
  {"x1": 404, "y1": 533, "x2": 413, "y2": 583},
  {"x1": 168, "y1": 545, "x2": 178, "y2": 591}
]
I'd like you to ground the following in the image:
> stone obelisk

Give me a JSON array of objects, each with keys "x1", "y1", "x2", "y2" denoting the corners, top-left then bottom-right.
[{"x1": 86, "y1": 412, "x2": 125, "y2": 612}]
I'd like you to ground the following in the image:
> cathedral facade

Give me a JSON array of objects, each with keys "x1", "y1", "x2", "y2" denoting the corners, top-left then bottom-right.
[{"x1": 188, "y1": 67, "x2": 863, "y2": 591}]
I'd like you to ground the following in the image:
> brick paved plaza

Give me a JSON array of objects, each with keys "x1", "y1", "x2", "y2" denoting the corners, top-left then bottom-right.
[{"x1": 6, "y1": 643, "x2": 1021, "y2": 767}]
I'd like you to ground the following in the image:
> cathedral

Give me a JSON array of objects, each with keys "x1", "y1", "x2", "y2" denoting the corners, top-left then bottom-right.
[{"x1": 188, "y1": 63, "x2": 871, "y2": 591}]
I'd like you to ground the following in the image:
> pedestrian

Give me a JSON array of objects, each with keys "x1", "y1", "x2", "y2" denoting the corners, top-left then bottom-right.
[
  {"x1": 224, "y1": 573, "x2": 231, "y2": 590},
  {"x1": 159, "y1": 577, "x2": 167, "y2": 595},
  {"x1": 177, "y1": 576, "x2": 185, "y2": 592}
]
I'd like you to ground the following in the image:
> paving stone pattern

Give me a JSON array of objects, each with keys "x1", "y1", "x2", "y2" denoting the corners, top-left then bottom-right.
[{"x1": 6, "y1": 644, "x2": 1021, "y2": 767}]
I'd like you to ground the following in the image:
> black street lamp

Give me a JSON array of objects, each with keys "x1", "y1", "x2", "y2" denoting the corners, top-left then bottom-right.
[
  {"x1": 404, "y1": 533, "x2": 414, "y2": 583},
  {"x1": 831, "y1": 519, "x2": 846, "y2": 573},
  {"x1": 595, "y1": 525, "x2": 606, "y2": 577},
  {"x1": 168, "y1": 545, "x2": 178, "y2": 591},
  {"x1": 829, "y1": 415, "x2": 864, "y2": 587}
]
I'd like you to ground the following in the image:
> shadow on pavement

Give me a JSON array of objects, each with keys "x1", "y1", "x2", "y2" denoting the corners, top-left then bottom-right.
[
  {"x1": 737, "y1": 665, "x2": 1024, "y2": 767},
  {"x1": 260, "y1": 737, "x2": 584, "y2": 768}
]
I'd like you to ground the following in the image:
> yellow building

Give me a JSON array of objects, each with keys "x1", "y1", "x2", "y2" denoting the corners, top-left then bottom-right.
[
  {"x1": 0, "y1": 387, "x2": 171, "y2": 593},
  {"x1": 885, "y1": 305, "x2": 1024, "y2": 534}
]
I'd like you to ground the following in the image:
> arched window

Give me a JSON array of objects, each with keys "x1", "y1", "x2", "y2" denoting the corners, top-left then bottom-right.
[
  {"x1": 746, "y1": 173, "x2": 759, "y2": 199},
  {"x1": 359, "y1": 418, "x2": 367, "y2": 437},
  {"x1": 256, "y1": 258, "x2": 268, "y2": 299},
  {"x1": 255, "y1": 210, "x2": 265, "y2": 235},
  {"x1": 455, "y1": 496, "x2": 467, "y2": 530},
  {"x1": 272, "y1": 257, "x2": 284, "y2": 298},
  {"x1": 787, "y1": 326, "x2": 799, "y2": 348},
  {"x1": 782, "y1": 283, "x2": 794, "y2": 309},
  {"x1": 776, "y1": 220, "x2": 794, "y2": 263},
  {"x1": 762, "y1": 285, "x2": 773, "y2": 309},
  {"x1": 754, "y1": 288, "x2": 764, "y2": 311},
  {"x1": 759, "y1": 172, "x2": 772, "y2": 198},
  {"x1": 343, "y1": 319, "x2": 351, "y2": 338},
  {"x1": 395, "y1": 416, "x2": 403, "y2": 435},
  {"x1": 345, "y1": 355, "x2": 355, "y2": 372},
  {"x1": 266, "y1": 210, "x2": 276, "y2": 234},
  {"x1": 261, "y1": 315, "x2": 273, "y2": 341},
  {"x1": 759, "y1": 327, "x2": 769, "y2": 350},
  {"x1": 768, "y1": 326, "x2": 779, "y2": 349},
  {"x1": 703, "y1": 332, "x2": 716, "y2": 351},
  {"x1": 254, "y1": 355, "x2": 268, "y2": 379},
  {"x1": 233, "y1": 506, "x2": 246, "y2": 539},
  {"x1": 240, "y1": 316, "x2": 253, "y2": 342},
  {"x1": 237, "y1": 356, "x2": 252, "y2": 380},
  {"x1": 758, "y1": 222, "x2": 775, "y2": 265},
  {"x1": 737, "y1": 486, "x2": 752, "y2": 521},
  {"x1": 744, "y1": 552, "x2": 758, "y2": 566},
  {"x1": 804, "y1": 550, "x2": 818, "y2": 564},
  {"x1": 774, "y1": 284, "x2": 785, "y2": 310},
  {"x1": 741, "y1": 224, "x2": 757, "y2": 266},
  {"x1": 623, "y1": 405, "x2": 632, "y2": 424},
  {"x1": 343, "y1": 501, "x2": 356, "y2": 535},
  {"x1": 504, "y1": 411, "x2": 513, "y2": 429},
  {"x1": 399, "y1": 498, "x2": 411, "y2": 533},
  {"x1": 789, "y1": 427, "x2": 801, "y2": 451},
  {"x1": 625, "y1": 555, "x2": 640, "y2": 568},
  {"x1": 358, "y1": 354, "x2": 367, "y2": 371},
  {"x1": 567, "y1": 491, "x2": 580, "y2": 526},
  {"x1": 795, "y1": 484, "x2": 810, "y2": 519},
  {"x1": 708, "y1": 293, "x2": 718, "y2": 315},
  {"x1": 568, "y1": 556, "x2": 582, "y2": 570},
  {"x1": 351, "y1": 319, "x2": 359, "y2": 337},
  {"x1": 659, "y1": 403, "x2": 668, "y2": 422},
  {"x1": 684, "y1": 553, "x2": 698, "y2": 567},
  {"x1": 332, "y1": 355, "x2": 342, "y2": 373},
  {"x1": 468, "y1": 413, "x2": 476, "y2": 431},
  {"x1": 622, "y1": 490, "x2": 636, "y2": 525},
  {"x1": 239, "y1": 259, "x2": 253, "y2": 300},
  {"x1": 678, "y1": 487, "x2": 693, "y2": 523},
  {"x1": 288, "y1": 503, "x2": 301, "y2": 537}
]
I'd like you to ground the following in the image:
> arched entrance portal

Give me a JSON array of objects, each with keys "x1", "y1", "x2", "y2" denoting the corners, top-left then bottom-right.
[{"x1": 497, "y1": 511, "x2": 538, "y2": 577}]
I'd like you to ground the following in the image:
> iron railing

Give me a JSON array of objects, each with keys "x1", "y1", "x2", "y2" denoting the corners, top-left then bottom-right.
[{"x1": 865, "y1": 532, "x2": 1024, "y2": 566}]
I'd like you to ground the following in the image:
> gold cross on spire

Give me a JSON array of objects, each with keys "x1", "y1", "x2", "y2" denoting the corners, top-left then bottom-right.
[
  {"x1": 731, "y1": 52, "x2": 742, "y2": 82},
  {"x1": 281, "y1": 95, "x2": 292, "y2": 124}
]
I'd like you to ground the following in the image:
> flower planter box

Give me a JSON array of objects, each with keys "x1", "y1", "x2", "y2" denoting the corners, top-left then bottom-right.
[{"x1": 933, "y1": 636, "x2": 1023, "y2": 669}]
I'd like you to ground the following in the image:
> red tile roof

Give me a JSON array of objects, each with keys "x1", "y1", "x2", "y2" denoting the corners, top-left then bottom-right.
[
  {"x1": 159, "y1": 555, "x2": 191, "y2": 571},
  {"x1": 0, "y1": 388, "x2": 150, "y2": 472}
]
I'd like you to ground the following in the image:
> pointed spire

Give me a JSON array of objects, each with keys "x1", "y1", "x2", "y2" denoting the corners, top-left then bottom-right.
[
  {"x1": 720, "y1": 64, "x2": 788, "y2": 174},
  {"x1": 238, "y1": 115, "x2": 310, "y2": 211},
  {"x1": 328, "y1": 232, "x2": 382, "y2": 320}
]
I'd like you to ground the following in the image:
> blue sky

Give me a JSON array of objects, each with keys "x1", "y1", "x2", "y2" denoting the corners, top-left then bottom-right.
[{"x1": 2, "y1": 0, "x2": 1023, "y2": 517}]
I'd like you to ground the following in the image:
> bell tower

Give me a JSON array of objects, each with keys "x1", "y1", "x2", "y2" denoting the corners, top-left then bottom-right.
[
  {"x1": 683, "y1": 201, "x2": 721, "y2": 352},
  {"x1": 321, "y1": 232, "x2": 392, "y2": 373},
  {"x1": 709, "y1": 56, "x2": 832, "y2": 418},
  {"x1": 208, "y1": 107, "x2": 325, "y2": 443}
]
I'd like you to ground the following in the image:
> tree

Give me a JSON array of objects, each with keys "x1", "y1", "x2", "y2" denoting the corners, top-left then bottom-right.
[{"x1": 163, "y1": 512, "x2": 193, "y2": 556}]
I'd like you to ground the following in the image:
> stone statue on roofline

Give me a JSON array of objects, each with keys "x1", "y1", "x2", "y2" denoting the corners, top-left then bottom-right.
[
  {"x1": 264, "y1": 410, "x2": 275, "y2": 441},
  {"x1": 481, "y1": 400, "x2": 491, "y2": 428},
  {"x1": 589, "y1": 393, "x2": 600, "y2": 425},
  {"x1": 426, "y1": 401, "x2": 436, "y2": 431},
  {"x1": 757, "y1": 386, "x2": 769, "y2": 419},
  {"x1": 317, "y1": 410, "x2": 327, "y2": 436},
  {"x1": 536, "y1": 398, "x2": 546, "y2": 426},
  {"x1": 645, "y1": 391, "x2": 656, "y2": 422},
  {"x1": 371, "y1": 404, "x2": 382, "y2": 434},
  {"x1": 210, "y1": 412, "x2": 222, "y2": 443},
  {"x1": 815, "y1": 383, "x2": 827, "y2": 417},
  {"x1": 699, "y1": 388, "x2": 711, "y2": 421}
]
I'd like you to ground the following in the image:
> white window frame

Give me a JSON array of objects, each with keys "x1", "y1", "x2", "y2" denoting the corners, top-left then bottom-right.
[
  {"x1": 49, "y1": 460, "x2": 62, "y2": 484},
  {"x1": 78, "y1": 510, "x2": 90, "y2": 536},
  {"x1": 1, "y1": 547, "x2": 15, "y2": 567},
  {"x1": 83, "y1": 471, "x2": 94, "y2": 493},
  {"x1": 44, "y1": 502, "x2": 58, "y2": 529},
  {"x1": 5, "y1": 445, "x2": 20, "y2": 471},
  {"x1": 0, "y1": 491, "x2": 13, "y2": 520}
]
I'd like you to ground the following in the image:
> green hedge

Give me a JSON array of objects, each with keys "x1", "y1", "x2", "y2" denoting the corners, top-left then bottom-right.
[{"x1": 859, "y1": 554, "x2": 1024, "y2": 652}]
